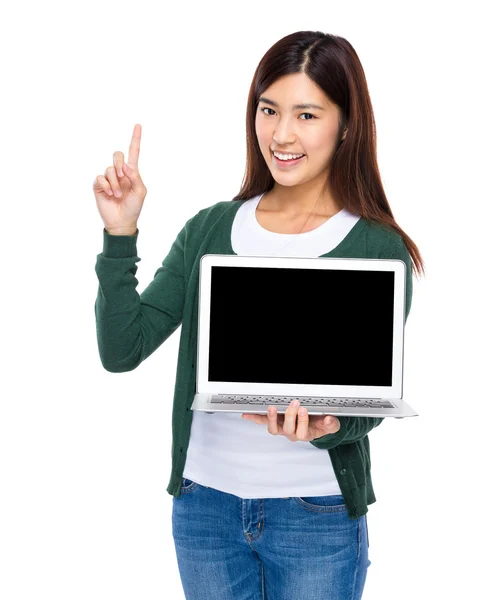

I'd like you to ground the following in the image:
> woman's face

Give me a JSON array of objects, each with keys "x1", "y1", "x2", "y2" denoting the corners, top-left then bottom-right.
[{"x1": 255, "y1": 72, "x2": 345, "y2": 189}]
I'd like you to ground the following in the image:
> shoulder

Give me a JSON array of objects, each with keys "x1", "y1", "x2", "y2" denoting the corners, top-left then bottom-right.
[
  {"x1": 185, "y1": 200, "x2": 243, "y2": 232},
  {"x1": 361, "y1": 218, "x2": 407, "y2": 259}
]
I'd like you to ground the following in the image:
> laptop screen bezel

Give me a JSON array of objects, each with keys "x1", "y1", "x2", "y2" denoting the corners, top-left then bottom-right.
[{"x1": 196, "y1": 254, "x2": 406, "y2": 399}]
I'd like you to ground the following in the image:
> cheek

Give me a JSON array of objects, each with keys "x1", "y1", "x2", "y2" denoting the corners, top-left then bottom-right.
[
  {"x1": 304, "y1": 131, "x2": 338, "y2": 156},
  {"x1": 255, "y1": 120, "x2": 269, "y2": 147}
]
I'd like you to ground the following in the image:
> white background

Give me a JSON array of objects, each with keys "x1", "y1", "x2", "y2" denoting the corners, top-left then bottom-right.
[{"x1": 1, "y1": 0, "x2": 478, "y2": 598}]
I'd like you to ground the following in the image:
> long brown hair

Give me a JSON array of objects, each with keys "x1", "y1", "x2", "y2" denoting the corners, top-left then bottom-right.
[{"x1": 231, "y1": 30, "x2": 425, "y2": 278}]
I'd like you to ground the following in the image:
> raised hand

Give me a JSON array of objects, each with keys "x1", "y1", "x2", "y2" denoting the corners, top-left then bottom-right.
[{"x1": 93, "y1": 124, "x2": 147, "y2": 235}]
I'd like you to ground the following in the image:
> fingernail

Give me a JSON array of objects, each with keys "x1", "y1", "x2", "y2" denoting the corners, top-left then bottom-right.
[{"x1": 299, "y1": 407, "x2": 307, "y2": 415}]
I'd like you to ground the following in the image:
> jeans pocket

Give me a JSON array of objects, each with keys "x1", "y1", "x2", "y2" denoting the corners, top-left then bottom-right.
[
  {"x1": 293, "y1": 494, "x2": 346, "y2": 512},
  {"x1": 180, "y1": 478, "x2": 200, "y2": 494}
]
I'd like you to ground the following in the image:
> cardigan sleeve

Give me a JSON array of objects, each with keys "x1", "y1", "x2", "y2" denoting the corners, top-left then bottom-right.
[
  {"x1": 94, "y1": 218, "x2": 192, "y2": 372},
  {"x1": 309, "y1": 232, "x2": 413, "y2": 450}
]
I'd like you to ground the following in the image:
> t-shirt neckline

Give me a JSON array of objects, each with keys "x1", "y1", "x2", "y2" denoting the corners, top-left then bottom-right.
[{"x1": 224, "y1": 195, "x2": 366, "y2": 258}]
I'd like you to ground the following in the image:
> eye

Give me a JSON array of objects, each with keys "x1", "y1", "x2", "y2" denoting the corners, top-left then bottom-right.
[
  {"x1": 259, "y1": 107, "x2": 316, "y2": 120},
  {"x1": 260, "y1": 107, "x2": 276, "y2": 116}
]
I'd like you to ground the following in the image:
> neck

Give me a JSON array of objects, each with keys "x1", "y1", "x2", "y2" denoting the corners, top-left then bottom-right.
[{"x1": 260, "y1": 185, "x2": 342, "y2": 218}]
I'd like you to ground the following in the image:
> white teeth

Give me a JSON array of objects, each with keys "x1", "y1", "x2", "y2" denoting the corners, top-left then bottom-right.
[{"x1": 273, "y1": 151, "x2": 304, "y2": 160}]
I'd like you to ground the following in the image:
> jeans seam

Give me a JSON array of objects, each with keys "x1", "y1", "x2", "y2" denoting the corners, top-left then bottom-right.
[
  {"x1": 351, "y1": 518, "x2": 360, "y2": 600},
  {"x1": 248, "y1": 499, "x2": 265, "y2": 542},
  {"x1": 365, "y1": 514, "x2": 370, "y2": 548},
  {"x1": 260, "y1": 559, "x2": 265, "y2": 600}
]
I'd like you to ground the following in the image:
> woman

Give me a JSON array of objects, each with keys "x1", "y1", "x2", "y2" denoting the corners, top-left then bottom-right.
[{"x1": 93, "y1": 30, "x2": 424, "y2": 600}]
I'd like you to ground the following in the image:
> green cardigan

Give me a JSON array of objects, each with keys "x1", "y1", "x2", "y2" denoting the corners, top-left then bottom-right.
[{"x1": 94, "y1": 199, "x2": 413, "y2": 520}]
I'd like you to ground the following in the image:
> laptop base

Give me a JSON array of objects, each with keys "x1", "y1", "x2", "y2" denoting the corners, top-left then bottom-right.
[{"x1": 191, "y1": 393, "x2": 419, "y2": 418}]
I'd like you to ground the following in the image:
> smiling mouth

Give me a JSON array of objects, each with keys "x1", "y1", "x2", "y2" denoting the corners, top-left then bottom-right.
[{"x1": 272, "y1": 151, "x2": 306, "y2": 165}]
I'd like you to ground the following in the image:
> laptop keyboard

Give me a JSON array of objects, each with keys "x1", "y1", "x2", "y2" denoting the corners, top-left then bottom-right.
[{"x1": 210, "y1": 395, "x2": 395, "y2": 408}]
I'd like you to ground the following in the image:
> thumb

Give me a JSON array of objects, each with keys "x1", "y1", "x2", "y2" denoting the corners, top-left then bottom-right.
[{"x1": 325, "y1": 416, "x2": 341, "y2": 433}]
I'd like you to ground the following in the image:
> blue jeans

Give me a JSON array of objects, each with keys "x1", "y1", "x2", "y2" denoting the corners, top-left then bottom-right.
[{"x1": 172, "y1": 478, "x2": 371, "y2": 600}]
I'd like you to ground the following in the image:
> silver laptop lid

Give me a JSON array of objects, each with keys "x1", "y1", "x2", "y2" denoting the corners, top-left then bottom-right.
[{"x1": 197, "y1": 255, "x2": 406, "y2": 399}]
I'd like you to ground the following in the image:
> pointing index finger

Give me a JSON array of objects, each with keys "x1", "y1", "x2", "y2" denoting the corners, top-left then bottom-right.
[{"x1": 128, "y1": 123, "x2": 142, "y2": 167}]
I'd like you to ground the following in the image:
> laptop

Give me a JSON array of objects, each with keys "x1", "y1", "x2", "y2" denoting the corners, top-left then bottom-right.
[{"x1": 190, "y1": 254, "x2": 418, "y2": 419}]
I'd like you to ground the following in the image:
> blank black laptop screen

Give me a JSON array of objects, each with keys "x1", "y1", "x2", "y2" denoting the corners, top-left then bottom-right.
[{"x1": 207, "y1": 265, "x2": 395, "y2": 387}]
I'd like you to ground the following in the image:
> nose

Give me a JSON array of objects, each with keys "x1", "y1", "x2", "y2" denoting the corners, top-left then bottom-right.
[{"x1": 272, "y1": 116, "x2": 298, "y2": 146}]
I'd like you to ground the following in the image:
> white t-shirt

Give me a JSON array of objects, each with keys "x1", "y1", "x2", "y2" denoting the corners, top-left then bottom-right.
[{"x1": 182, "y1": 193, "x2": 361, "y2": 498}]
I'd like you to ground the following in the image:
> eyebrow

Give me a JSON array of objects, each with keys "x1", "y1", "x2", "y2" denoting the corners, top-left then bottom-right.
[{"x1": 258, "y1": 96, "x2": 325, "y2": 111}]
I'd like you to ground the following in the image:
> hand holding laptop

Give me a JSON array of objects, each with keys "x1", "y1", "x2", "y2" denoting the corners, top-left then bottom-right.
[{"x1": 242, "y1": 399, "x2": 341, "y2": 442}]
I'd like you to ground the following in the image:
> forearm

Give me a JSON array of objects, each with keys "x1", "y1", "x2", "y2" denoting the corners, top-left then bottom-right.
[
  {"x1": 309, "y1": 416, "x2": 384, "y2": 450},
  {"x1": 94, "y1": 227, "x2": 185, "y2": 372}
]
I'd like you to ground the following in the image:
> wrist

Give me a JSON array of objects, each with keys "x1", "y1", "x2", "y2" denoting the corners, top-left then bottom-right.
[{"x1": 105, "y1": 225, "x2": 138, "y2": 236}]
